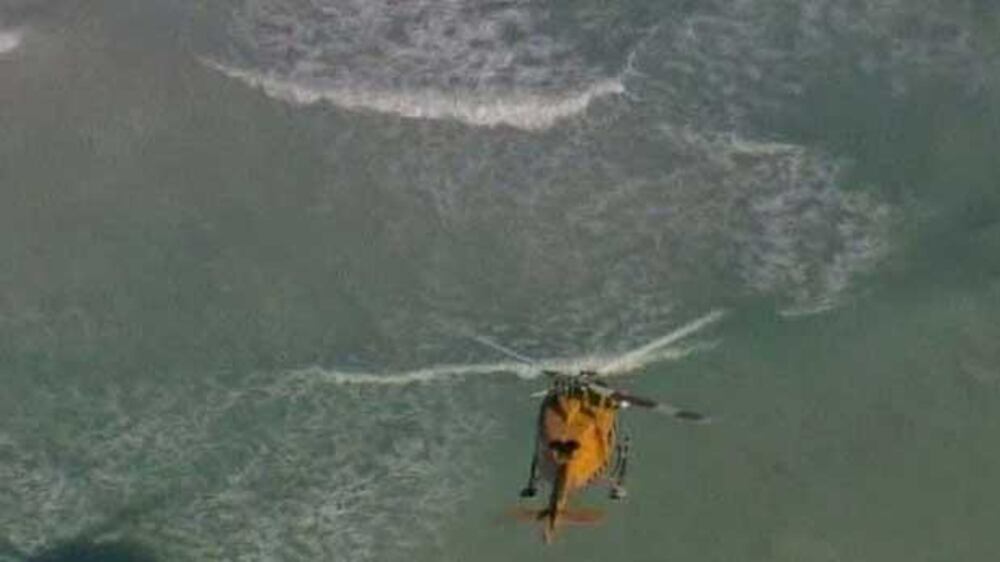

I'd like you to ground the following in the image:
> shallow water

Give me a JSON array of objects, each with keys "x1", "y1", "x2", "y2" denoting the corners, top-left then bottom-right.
[{"x1": 1, "y1": 1, "x2": 999, "y2": 561}]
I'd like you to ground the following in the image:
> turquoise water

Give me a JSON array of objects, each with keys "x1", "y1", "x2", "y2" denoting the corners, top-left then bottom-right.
[{"x1": 1, "y1": 1, "x2": 999, "y2": 561}]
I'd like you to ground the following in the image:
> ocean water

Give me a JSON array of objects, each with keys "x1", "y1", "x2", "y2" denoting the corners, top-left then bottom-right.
[{"x1": 1, "y1": 1, "x2": 999, "y2": 561}]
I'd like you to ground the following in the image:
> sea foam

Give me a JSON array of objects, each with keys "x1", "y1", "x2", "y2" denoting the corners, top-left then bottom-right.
[
  {"x1": 209, "y1": 0, "x2": 637, "y2": 130},
  {"x1": 0, "y1": 28, "x2": 22, "y2": 54},
  {"x1": 204, "y1": 59, "x2": 625, "y2": 131}
]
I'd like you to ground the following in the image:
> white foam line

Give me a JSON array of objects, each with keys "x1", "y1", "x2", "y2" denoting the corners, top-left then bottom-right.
[
  {"x1": 596, "y1": 309, "x2": 727, "y2": 375},
  {"x1": 201, "y1": 59, "x2": 625, "y2": 131},
  {"x1": 283, "y1": 311, "x2": 725, "y2": 387}
]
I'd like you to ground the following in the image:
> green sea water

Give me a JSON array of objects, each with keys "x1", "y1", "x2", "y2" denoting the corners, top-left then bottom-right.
[{"x1": 2, "y1": 1, "x2": 999, "y2": 561}]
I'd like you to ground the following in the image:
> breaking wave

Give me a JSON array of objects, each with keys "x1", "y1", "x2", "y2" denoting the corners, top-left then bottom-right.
[
  {"x1": 204, "y1": 59, "x2": 624, "y2": 131},
  {"x1": 203, "y1": 0, "x2": 640, "y2": 130}
]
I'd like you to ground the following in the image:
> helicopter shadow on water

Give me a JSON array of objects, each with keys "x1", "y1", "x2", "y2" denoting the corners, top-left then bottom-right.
[
  {"x1": 0, "y1": 496, "x2": 161, "y2": 562},
  {"x1": 6, "y1": 540, "x2": 156, "y2": 562}
]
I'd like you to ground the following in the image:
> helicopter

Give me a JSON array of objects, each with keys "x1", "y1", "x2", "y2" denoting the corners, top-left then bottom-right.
[{"x1": 473, "y1": 337, "x2": 711, "y2": 544}]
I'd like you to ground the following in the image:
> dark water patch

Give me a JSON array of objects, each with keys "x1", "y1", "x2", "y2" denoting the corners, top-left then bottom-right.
[
  {"x1": 760, "y1": 24, "x2": 1000, "y2": 295},
  {"x1": 27, "y1": 540, "x2": 156, "y2": 562},
  {"x1": 781, "y1": 72, "x2": 1000, "y2": 203}
]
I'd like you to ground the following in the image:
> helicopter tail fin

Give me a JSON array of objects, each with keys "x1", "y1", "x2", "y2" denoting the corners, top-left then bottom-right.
[
  {"x1": 507, "y1": 506, "x2": 605, "y2": 543},
  {"x1": 555, "y1": 507, "x2": 605, "y2": 524},
  {"x1": 508, "y1": 506, "x2": 605, "y2": 523}
]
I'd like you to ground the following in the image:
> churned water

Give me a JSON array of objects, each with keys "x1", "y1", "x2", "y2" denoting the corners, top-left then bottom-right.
[{"x1": 2, "y1": 1, "x2": 999, "y2": 561}]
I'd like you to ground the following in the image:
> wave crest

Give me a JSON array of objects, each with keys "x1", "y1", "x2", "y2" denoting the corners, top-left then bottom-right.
[
  {"x1": 205, "y1": 0, "x2": 637, "y2": 129},
  {"x1": 204, "y1": 58, "x2": 624, "y2": 130}
]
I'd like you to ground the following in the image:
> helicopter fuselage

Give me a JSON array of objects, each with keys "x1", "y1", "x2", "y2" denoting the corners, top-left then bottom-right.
[
  {"x1": 521, "y1": 381, "x2": 627, "y2": 543},
  {"x1": 537, "y1": 386, "x2": 619, "y2": 493},
  {"x1": 512, "y1": 369, "x2": 707, "y2": 542}
]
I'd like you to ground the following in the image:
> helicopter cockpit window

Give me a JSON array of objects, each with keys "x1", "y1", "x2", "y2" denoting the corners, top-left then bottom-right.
[{"x1": 548, "y1": 439, "x2": 581, "y2": 454}]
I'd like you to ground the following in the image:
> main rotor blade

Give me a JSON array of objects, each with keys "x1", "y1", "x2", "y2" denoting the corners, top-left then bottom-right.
[
  {"x1": 470, "y1": 335, "x2": 538, "y2": 365},
  {"x1": 613, "y1": 391, "x2": 710, "y2": 423},
  {"x1": 541, "y1": 369, "x2": 597, "y2": 378},
  {"x1": 653, "y1": 403, "x2": 710, "y2": 423},
  {"x1": 595, "y1": 309, "x2": 726, "y2": 376}
]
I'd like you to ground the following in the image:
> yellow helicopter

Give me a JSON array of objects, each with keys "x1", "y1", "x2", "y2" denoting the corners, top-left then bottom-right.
[{"x1": 475, "y1": 338, "x2": 710, "y2": 544}]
